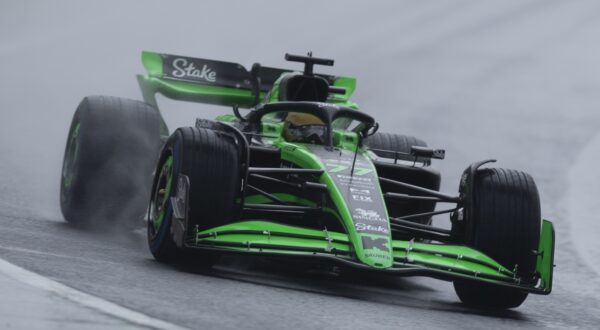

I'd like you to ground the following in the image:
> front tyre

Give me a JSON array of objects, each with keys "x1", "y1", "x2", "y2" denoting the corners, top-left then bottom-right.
[
  {"x1": 148, "y1": 127, "x2": 241, "y2": 265},
  {"x1": 453, "y1": 168, "x2": 541, "y2": 309}
]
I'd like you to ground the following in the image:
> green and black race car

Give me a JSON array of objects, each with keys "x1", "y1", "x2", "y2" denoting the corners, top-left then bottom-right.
[{"x1": 60, "y1": 51, "x2": 554, "y2": 309}]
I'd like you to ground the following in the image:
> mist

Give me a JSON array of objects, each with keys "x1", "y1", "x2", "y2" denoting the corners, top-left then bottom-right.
[
  {"x1": 0, "y1": 0, "x2": 383, "y2": 220},
  {"x1": 2, "y1": 0, "x2": 600, "y2": 237},
  {"x1": 2, "y1": 1, "x2": 600, "y2": 328}
]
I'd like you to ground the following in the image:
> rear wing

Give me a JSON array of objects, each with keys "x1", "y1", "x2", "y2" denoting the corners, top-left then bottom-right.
[{"x1": 138, "y1": 51, "x2": 356, "y2": 108}]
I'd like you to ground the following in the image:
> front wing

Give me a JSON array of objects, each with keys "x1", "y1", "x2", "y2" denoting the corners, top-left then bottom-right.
[{"x1": 185, "y1": 219, "x2": 554, "y2": 294}]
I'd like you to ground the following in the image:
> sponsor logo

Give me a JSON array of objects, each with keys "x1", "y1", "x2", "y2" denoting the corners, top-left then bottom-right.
[
  {"x1": 364, "y1": 251, "x2": 391, "y2": 260},
  {"x1": 336, "y1": 174, "x2": 371, "y2": 182},
  {"x1": 171, "y1": 58, "x2": 217, "y2": 82},
  {"x1": 352, "y1": 194, "x2": 373, "y2": 202},
  {"x1": 353, "y1": 208, "x2": 387, "y2": 223},
  {"x1": 361, "y1": 236, "x2": 390, "y2": 252},
  {"x1": 355, "y1": 223, "x2": 389, "y2": 234},
  {"x1": 316, "y1": 102, "x2": 339, "y2": 110},
  {"x1": 355, "y1": 208, "x2": 380, "y2": 218},
  {"x1": 350, "y1": 187, "x2": 370, "y2": 195}
]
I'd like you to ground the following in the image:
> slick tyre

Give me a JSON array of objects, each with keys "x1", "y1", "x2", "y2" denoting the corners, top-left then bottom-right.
[
  {"x1": 364, "y1": 132, "x2": 428, "y2": 164},
  {"x1": 365, "y1": 132, "x2": 432, "y2": 226},
  {"x1": 453, "y1": 168, "x2": 541, "y2": 309},
  {"x1": 148, "y1": 127, "x2": 241, "y2": 265},
  {"x1": 60, "y1": 96, "x2": 161, "y2": 227}
]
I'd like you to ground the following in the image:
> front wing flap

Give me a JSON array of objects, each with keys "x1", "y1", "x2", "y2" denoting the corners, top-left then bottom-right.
[{"x1": 185, "y1": 219, "x2": 555, "y2": 294}]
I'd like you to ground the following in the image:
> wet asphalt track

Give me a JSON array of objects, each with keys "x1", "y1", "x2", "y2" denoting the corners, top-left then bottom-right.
[{"x1": 1, "y1": 1, "x2": 600, "y2": 329}]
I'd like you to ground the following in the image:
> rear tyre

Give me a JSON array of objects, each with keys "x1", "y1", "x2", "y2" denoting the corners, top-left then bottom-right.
[
  {"x1": 365, "y1": 132, "x2": 433, "y2": 227},
  {"x1": 453, "y1": 168, "x2": 541, "y2": 309},
  {"x1": 148, "y1": 127, "x2": 241, "y2": 265},
  {"x1": 364, "y1": 132, "x2": 428, "y2": 164},
  {"x1": 60, "y1": 96, "x2": 161, "y2": 227}
]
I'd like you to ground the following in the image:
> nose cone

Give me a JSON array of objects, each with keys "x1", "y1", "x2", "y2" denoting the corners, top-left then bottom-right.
[{"x1": 308, "y1": 146, "x2": 393, "y2": 268}]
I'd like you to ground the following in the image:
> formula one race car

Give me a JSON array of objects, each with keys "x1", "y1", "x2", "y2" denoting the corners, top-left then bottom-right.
[{"x1": 60, "y1": 51, "x2": 554, "y2": 309}]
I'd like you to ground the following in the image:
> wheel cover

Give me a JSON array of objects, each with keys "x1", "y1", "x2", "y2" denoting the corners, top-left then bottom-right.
[{"x1": 149, "y1": 155, "x2": 173, "y2": 237}]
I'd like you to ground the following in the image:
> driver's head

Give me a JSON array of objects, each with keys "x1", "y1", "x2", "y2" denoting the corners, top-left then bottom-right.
[
  {"x1": 283, "y1": 112, "x2": 326, "y2": 143},
  {"x1": 284, "y1": 112, "x2": 325, "y2": 126}
]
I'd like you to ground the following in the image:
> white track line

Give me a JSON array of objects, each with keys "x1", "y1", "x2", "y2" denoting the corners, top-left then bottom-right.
[
  {"x1": 568, "y1": 132, "x2": 600, "y2": 276},
  {"x1": 0, "y1": 257, "x2": 189, "y2": 330}
]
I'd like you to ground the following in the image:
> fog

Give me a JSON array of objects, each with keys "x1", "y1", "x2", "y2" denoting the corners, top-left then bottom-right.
[
  {"x1": 2, "y1": 1, "x2": 600, "y2": 328},
  {"x1": 2, "y1": 0, "x2": 600, "y2": 257}
]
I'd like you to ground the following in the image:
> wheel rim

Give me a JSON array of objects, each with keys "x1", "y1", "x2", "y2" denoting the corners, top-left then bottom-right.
[
  {"x1": 62, "y1": 122, "x2": 80, "y2": 190},
  {"x1": 149, "y1": 155, "x2": 173, "y2": 238}
]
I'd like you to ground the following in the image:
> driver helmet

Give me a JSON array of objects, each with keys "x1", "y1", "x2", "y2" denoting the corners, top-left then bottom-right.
[{"x1": 283, "y1": 112, "x2": 326, "y2": 144}]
